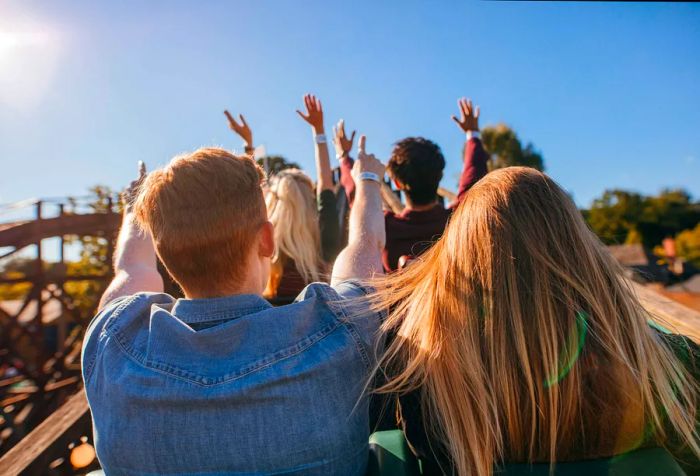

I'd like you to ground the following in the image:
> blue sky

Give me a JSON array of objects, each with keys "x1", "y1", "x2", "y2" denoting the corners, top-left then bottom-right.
[{"x1": 0, "y1": 0, "x2": 699, "y2": 210}]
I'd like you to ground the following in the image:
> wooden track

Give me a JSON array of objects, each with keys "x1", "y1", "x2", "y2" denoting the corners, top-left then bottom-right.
[
  {"x1": 635, "y1": 282, "x2": 700, "y2": 343},
  {"x1": 0, "y1": 213, "x2": 120, "y2": 250}
]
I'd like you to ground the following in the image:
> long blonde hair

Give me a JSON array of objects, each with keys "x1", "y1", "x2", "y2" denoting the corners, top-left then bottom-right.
[
  {"x1": 264, "y1": 169, "x2": 322, "y2": 296},
  {"x1": 372, "y1": 167, "x2": 698, "y2": 475}
]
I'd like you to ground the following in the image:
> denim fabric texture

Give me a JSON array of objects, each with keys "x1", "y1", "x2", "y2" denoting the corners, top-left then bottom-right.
[{"x1": 82, "y1": 281, "x2": 382, "y2": 476}]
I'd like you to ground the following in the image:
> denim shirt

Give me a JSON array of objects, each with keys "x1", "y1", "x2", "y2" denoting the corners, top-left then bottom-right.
[{"x1": 82, "y1": 281, "x2": 382, "y2": 476}]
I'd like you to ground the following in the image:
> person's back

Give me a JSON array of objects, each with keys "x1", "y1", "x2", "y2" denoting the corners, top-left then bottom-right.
[
  {"x1": 371, "y1": 167, "x2": 700, "y2": 475},
  {"x1": 84, "y1": 284, "x2": 374, "y2": 475},
  {"x1": 82, "y1": 144, "x2": 387, "y2": 475}
]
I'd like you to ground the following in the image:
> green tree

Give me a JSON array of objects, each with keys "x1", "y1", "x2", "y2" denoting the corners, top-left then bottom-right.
[
  {"x1": 257, "y1": 155, "x2": 300, "y2": 176},
  {"x1": 674, "y1": 223, "x2": 700, "y2": 267},
  {"x1": 480, "y1": 123, "x2": 544, "y2": 171},
  {"x1": 586, "y1": 190, "x2": 645, "y2": 245},
  {"x1": 585, "y1": 188, "x2": 700, "y2": 247},
  {"x1": 636, "y1": 189, "x2": 700, "y2": 247}
]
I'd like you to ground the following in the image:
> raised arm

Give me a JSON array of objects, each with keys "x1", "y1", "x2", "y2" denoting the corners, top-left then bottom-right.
[
  {"x1": 296, "y1": 94, "x2": 333, "y2": 194},
  {"x1": 99, "y1": 163, "x2": 163, "y2": 310},
  {"x1": 331, "y1": 136, "x2": 386, "y2": 285},
  {"x1": 450, "y1": 98, "x2": 489, "y2": 207},
  {"x1": 333, "y1": 119, "x2": 357, "y2": 207},
  {"x1": 224, "y1": 109, "x2": 255, "y2": 156}
]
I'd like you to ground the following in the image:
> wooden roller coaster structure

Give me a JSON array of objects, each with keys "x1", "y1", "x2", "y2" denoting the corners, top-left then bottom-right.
[{"x1": 0, "y1": 197, "x2": 120, "y2": 474}]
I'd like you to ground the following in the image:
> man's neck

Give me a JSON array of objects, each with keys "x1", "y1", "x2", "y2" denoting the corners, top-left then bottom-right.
[
  {"x1": 183, "y1": 277, "x2": 264, "y2": 299},
  {"x1": 404, "y1": 199, "x2": 439, "y2": 212}
]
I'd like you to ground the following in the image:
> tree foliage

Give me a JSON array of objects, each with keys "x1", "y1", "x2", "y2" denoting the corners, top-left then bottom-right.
[
  {"x1": 0, "y1": 186, "x2": 118, "y2": 316},
  {"x1": 585, "y1": 188, "x2": 700, "y2": 248},
  {"x1": 674, "y1": 223, "x2": 700, "y2": 267},
  {"x1": 481, "y1": 123, "x2": 545, "y2": 171}
]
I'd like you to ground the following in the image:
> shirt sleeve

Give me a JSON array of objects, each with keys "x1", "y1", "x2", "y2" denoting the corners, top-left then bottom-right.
[
  {"x1": 450, "y1": 137, "x2": 489, "y2": 209},
  {"x1": 331, "y1": 280, "x2": 385, "y2": 367},
  {"x1": 81, "y1": 295, "x2": 133, "y2": 383},
  {"x1": 318, "y1": 189, "x2": 341, "y2": 263},
  {"x1": 339, "y1": 155, "x2": 356, "y2": 208}
]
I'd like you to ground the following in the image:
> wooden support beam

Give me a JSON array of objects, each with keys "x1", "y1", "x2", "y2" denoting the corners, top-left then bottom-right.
[{"x1": 0, "y1": 390, "x2": 90, "y2": 476}]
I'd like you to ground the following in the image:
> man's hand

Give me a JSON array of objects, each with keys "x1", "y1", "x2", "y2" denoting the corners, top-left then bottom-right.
[
  {"x1": 99, "y1": 161, "x2": 163, "y2": 309},
  {"x1": 224, "y1": 110, "x2": 253, "y2": 147},
  {"x1": 351, "y1": 135, "x2": 385, "y2": 183},
  {"x1": 296, "y1": 94, "x2": 325, "y2": 133},
  {"x1": 122, "y1": 161, "x2": 147, "y2": 213},
  {"x1": 333, "y1": 119, "x2": 356, "y2": 159},
  {"x1": 451, "y1": 97, "x2": 480, "y2": 132}
]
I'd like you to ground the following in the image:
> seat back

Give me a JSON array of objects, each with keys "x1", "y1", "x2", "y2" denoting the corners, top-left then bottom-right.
[
  {"x1": 499, "y1": 446, "x2": 686, "y2": 475},
  {"x1": 367, "y1": 430, "x2": 421, "y2": 476},
  {"x1": 367, "y1": 431, "x2": 686, "y2": 476}
]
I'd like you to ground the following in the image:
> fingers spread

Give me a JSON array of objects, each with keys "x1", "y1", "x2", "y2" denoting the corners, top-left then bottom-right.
[
  {"x1": 459, "y1": 98, "x2": 468, "y2": 117},
  {"x1": 350, "y1": 130, "x2": 356, "y2": 142}
]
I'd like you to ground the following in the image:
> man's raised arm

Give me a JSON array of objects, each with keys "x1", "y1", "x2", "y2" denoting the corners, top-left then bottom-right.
[
  {"x1": 450, "y1": 97, "x2": 489, "y2": 207},
  {"x1": 331, "y1": 136, "x2": 386, "y2": 285},
  {"x1": 99, "y1": 163, "x2": 163, "y2": 310}
]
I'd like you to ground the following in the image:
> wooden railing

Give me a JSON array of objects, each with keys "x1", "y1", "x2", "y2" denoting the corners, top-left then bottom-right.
[{"x1": 0, "y1": 390, "x2": 95, "y2": 476}]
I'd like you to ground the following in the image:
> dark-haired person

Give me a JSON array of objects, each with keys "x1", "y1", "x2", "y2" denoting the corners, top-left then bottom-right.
[
  {"x1": 336, "y1": 98, "x2": 489, "y2": 272},
  {"x1": 81, "y1": 138, "x2": 387, "y2": 475}
]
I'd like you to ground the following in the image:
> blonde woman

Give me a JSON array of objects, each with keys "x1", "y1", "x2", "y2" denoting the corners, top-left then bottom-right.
[
  {"x1": 371, "y1": 167, "x2": 699, "y2": 475},
  {"x1": 225, "y1": 94, "x2": 339, "y2": 300}
]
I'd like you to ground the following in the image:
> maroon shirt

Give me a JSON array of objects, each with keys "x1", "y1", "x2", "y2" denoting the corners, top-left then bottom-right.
[{"x1": 340, "y1": 136, "x2": 489, "y2": 272}]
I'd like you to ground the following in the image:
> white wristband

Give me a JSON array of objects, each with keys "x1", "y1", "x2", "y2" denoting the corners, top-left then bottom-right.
[
  {"x1": 358, "y1": 171, "x2": 381, "y2": 184},
  {"x1": 314, "y1": 134, "x2": 327, "y2": 144},
  {"x1": 466, "y1": 130, "x2": 480, "y2": 141}
]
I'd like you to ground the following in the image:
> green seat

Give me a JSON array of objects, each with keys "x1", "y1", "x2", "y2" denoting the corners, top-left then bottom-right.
[
  {"x1": 498, "y1": 446, "x2": 686, "y2": 475},
  {"x1": 367, "y1": 430, "x2": 421, "y2": 476},
  {"x1": 367, "y1": 430, "x2": 687, "y2": 476}
]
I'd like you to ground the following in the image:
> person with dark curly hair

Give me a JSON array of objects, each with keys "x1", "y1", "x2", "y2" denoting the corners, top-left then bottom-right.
[{"x1": 336, "y1": 97, "x2": 489, "y2": 272}]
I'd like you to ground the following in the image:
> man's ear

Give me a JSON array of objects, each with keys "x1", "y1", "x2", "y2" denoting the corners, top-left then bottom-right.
[{"x1": 258, "y1": 221, "x2": 275, "y2": 258}]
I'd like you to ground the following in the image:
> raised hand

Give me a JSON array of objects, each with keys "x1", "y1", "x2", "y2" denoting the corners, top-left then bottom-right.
[
  {"x1": 122, "y1": 161, "x2": 147, "y2": 212},
  {"x1": 296, "y1": 94, "x2": 324, "y2": 133},
  {"x1": 352, "y1": 135, "x2": 385, "y2": 181},
  {"x1": 333, "y1": 119, "x2": 356, "y2": 159},
  {"x1": 224, "y1": 110, "x2": 253, "y2": 147},
  {"x1": 451, "y1": 98, "x2": 480, "y2": 132}
]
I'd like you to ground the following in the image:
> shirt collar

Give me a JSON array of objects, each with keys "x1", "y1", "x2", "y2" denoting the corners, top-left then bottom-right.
[
  {"x1": 397, "y1": 203, "x2": 446, "y2": 220},
  {"x1": 170, "y1": 293, "x2": 272, "y2": 324}
]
